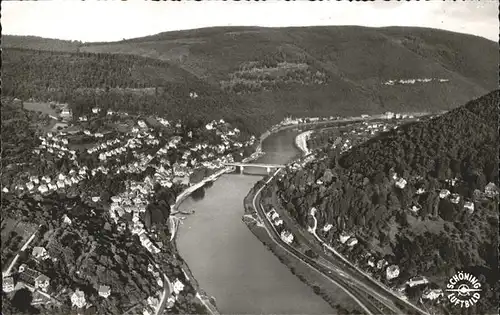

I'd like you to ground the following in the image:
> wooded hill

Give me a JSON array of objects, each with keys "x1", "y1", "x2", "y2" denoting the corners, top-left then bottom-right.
[
  {"x1": 3, "y1": 26, "x2": 497, "y2": 133},
  {"x1": 275, "y1": 90, "x2": 499, "y2": 313}
]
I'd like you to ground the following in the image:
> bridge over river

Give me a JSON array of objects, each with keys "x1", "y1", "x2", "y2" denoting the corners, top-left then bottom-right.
[{"x1": 224, "y1": 162, "x2": 286, "y2": 174}]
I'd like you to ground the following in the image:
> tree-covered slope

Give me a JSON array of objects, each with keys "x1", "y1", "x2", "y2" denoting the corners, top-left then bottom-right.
[
  {"x1": 3, "y1": 26, "x2": 497, "y2": 130},
  {"x1": 276, "y1": 90, "x2": 499, "y2": 313},
  {"x1": 2, "y1": 48, "x2": 268, "y2": 134}
]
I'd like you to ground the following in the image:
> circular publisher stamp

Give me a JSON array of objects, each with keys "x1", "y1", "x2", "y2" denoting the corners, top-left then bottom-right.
[{"x1": 446, "y1": 271, "x2": 482, "y2": 308}]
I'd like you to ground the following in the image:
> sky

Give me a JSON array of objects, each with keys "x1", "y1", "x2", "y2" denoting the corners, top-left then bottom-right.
[{"x1": 3, "y1": 0, "x2": 498, "y2": 43}]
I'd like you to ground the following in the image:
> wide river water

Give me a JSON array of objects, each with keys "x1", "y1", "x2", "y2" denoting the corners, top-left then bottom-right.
[{"x1": 177, "y1": 129, "x2": 334, "y2": 314}]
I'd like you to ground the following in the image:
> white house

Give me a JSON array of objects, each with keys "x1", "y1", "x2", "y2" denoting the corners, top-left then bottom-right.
[
  {"x1": 464, "y1": 201, "x2": 474, "y2": 214},
  {"x1": 395, "y1": 178, "x2": 407, "y2": 189},
  {"x1": 407, "y1": 276, "x2": 429, "y2": 287},
  {"x1": 339, "y1": 231, "x2": 353, "y2": 244},
  {"x1": 98, "y1": 285, "x2": 111, "y2": 298},
  {"x1": 26, "y1": 182, "x2": 35, "y2": 191},
  {"x1": 147, "y1": 296, "x2": 160, "y2": 308},
  {"x1": 32, "y1": 247, "x2": 48, "y2": 260},
  {"x1": 3, "y1": 276, "x2": 15, "y2": 292},
  {"x1": 156, "y1": 278, "x2": 164, "y2": 287},
  {"x1": 416, "y1": 188, "x2": 426, "y2": 195},
  {"x1": 346, "y1": 237, "x2": 358, "y2": 247},
  {"x1": 386, "y1": 265, "x2": 400, "y2": 280},
  {"x1": 173, "y1": 279, "x2": 185, "y2": 295},
  {"x1": 35, "y1": 274, "x2": 50, "y2": 291},
  {"x1": 422, "y1": 288, "x2": 443, "y2": 300},
  {"x1": 377, "y1": 259, "x2": 388, "y2": 270},
  {"x1": 63, "y1": 214, "x2": 72, "y2": 225},
  {"x1": 71, "y1": 289, "x2": 86, "y2": 308},
  {"x1": 439, "y1": 189, "x2": 451, "y2": 199},
  {"x1": 271, "y1": 212, "x2": 279, "y2": 221},
  {"x1": 485, "y1": 182, "x2": 499, "y2": 198},
  {"x1": 280, "y1": 230, "x2": 294, "y2": 244},
  {"x1": 60, "y1": 108, "x2": 72, "y2": 119},
  {"x1": 166, "y1": 296, "x2": 176, "y2": 309},
  {"x1": 367, "y1": 257, "x2": 376, "y2": 268},
  {"x1": 273, "y1": 219, "x2": 283, "y2": 227},
  {"x1": 322, "y1": 224, "x2": 333, "y2": 232},
  {"x1": 384, "y1": 112, "x2": 395, "y2": 119},
  {"x1": 410, "y1": 205, "x2": 421, "y2": 213}
]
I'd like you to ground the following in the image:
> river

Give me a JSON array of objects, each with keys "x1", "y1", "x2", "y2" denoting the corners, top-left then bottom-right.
[{"x1": 176, "y1": 129, "x2": 334, "y2": 314}]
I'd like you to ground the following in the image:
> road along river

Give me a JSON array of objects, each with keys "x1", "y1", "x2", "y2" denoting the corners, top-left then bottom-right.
[{"x1": 176, "y1": 129, "x2": 336, "y2": 314}]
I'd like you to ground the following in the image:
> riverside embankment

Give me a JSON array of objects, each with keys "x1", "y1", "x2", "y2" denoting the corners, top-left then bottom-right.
[
  {"x1": 294, "y1": 130, "x2": 313, "y2": 155},
  {"x1": 175, "y1": 128, "x2": 334, "y2": 314}
]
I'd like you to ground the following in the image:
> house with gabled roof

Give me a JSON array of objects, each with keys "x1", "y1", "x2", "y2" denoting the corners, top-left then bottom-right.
[
  {"x1": 98, "y1": 285, "x2": 111, "y2": 298},
  {"x1": 35, "y1": 274, "x2": 50, "y2": 291},
  {"x1": 32, "y1": 247, "x2": 49, "y2": 260},
  {"x1": 3, "y1": 276, "x2": 15, "y2": 292}
]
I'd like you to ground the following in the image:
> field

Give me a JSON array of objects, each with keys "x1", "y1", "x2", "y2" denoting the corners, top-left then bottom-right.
[{"x1": 23, "y1": 102, "x2": 59, "y2": 117}]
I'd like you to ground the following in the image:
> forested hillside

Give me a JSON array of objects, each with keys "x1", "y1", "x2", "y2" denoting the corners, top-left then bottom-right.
[
  {"x1": 2, "y1": 48, "x2": 269, "y2": 135},
  {"x1": 275, "y1": 91, "x2": 499, "y2": 313},
  {"x1": 3, "y1": 26, "x2": 497, "y2": 131}
]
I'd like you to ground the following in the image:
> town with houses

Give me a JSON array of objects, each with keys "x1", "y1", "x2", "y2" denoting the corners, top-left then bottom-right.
[
  {"x1": 2, "y1": 97, "x2": 497, "y2": 315},
  {"x1": 2, "y1": 98, "x2": 259, "y2": 314}
]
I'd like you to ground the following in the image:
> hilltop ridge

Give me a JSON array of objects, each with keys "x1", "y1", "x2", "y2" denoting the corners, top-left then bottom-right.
[{"x1": 3, "y1": 26, "x2": 497, "y2": 132}]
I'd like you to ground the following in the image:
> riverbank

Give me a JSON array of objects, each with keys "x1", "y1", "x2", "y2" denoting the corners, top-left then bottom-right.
[
  {"x1": 169, "y1": 168, "x2": 234, "y2": 314},
  {"x1": 168, "y1": 144, "x2": 267, "y2": 314},
  {"x1": 294, "y1": 130, "x2": 313, "y2": 155},
  {"x1": 242, "y1": 179, "x2": 363, "y2": 314},
  {"x1": 170, "y1": 112, "x2": 440, "y2": 315},
  {"x1": 170, "y1": 230, "x2": 220, "y2": 315},
  {"x1": 172, "y1": 167, "x2": 232, "y2": 212}
]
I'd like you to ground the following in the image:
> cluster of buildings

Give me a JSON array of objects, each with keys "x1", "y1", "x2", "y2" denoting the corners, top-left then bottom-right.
[
  {"x1": 86, "y1": 137, "x2": 123, "y2": 155},
  {"x1": 266, "y1": 208, "x2": 294, "y2": 245},
  {"x1": 4, "y1": 103, "x2": 265, "y2": 313},
  {"x1": 7, "y1": 104, "x2": 259, "y2": 198},
  {"x1": 108, "y1": 177, "x2": 161, "y2": 254},
  {"x1": 339, "y1": 231, "x2": 359, "y2": 248},
  {"x1": 278, "y1": 116, "x2": 334, "y2": 128},
  {"x1": 82, "y1": 129, "x2": 104, "y2": 138},
  {"x1": 3, "y1": 263, "x2": 51, "y2": 294},
  {"x1": 10, "y1": 168, "x2": 88, "y2": 195},
  {"x1": 383, "y1": 78, "x2": 450, "y2": 86}
]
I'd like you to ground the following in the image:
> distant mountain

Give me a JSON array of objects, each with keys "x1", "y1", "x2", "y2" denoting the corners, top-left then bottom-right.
[
  {"x1": 276, "y1": 90, "x2": 499, "y2": 313},
  {"x1": 2, "y1": 35, "x2": 82, "y2": 52},
  {"x1": 3, "y1": 26, "x2": 498, "y2": 131}
]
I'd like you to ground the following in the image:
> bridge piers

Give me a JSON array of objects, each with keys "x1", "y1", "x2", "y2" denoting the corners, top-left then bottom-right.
[{"x1": 225, "y1": 163, "x2": 285, "y2": 175}]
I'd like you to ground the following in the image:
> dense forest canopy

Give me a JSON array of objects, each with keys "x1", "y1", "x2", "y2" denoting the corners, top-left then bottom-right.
[
  {"x1": 276, "y1": 90, "x2": 499, "y2": 314},
  {"x1": 2, "y1": 48, "x2": 268, "y2": 135},
  {"x1": 3, "y1": 26, "x2": 498, "y2": 133}
]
